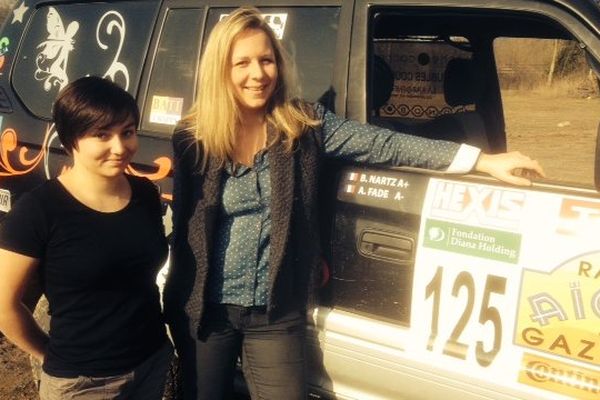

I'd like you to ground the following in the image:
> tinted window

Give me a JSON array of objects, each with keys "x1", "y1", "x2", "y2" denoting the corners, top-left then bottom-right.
[
  {"x1": 13, "y1": 1, "x2": 160, "y2": 119},
  {"x1": 204, "y1": 7, "x2": 340, "y2": 103},
  {"x1": 141, "y1": 8, "x2": 203, "y2": 134}
]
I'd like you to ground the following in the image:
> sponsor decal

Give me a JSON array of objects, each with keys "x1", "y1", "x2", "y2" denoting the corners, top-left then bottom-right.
[
  {"x1": 0, "y1": 189, "x2": 10, "y2": 212},
  {"x1": 557, "y1": 198, "x2": 600, "y2": 236},
  {"x1": 519, "y1": 353, "x2": 600, "y2": 398},
  {"x1": 262, "y1": 14, "x2": 287, "y2": 40},
  {"x1": 516, "y1": 252, "x2": 600, "y2": 366},
  {"x1": 423, "y1": 219, "x2": 521, "y2": 263},
  {"x1": 220, "y1": 13, "x2": 288, "y2": 40},
  {"x1": 429, "y1": 181, "x2": 525, "y2": 230},
  {"x1": 149, "y1": 95, "x2": 183, "y2": 126}
]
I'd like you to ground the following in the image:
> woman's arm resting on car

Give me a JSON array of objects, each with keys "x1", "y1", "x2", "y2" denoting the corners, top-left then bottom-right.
[
  {"x1": 475, "y1": 151, "x2": 545, "y2": 186},
  {"x1": 0, "y1": 249, "x2": 48, "y2": 363}
]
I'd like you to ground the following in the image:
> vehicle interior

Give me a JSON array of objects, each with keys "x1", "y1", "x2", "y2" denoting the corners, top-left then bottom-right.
[{"x1": 368, "y1": 8, "x2": 575, "y2": 154}]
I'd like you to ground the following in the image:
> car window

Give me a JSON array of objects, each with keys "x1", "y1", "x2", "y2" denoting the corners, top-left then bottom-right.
[
  {"x1": 12, "y1": 1, "x2": 160, "y2": 119},
  {"x1": 204, "y1": 6, "x2": 340, "y2": 104},
  {"x1": 141, "y1": 8, "x2": 203, "y2": 134},
  {"x1": 495, "y1": 37, "x2": 600, "y2": 187},
  {"x1": 366, "y1": 8, "x2": 600, "y2": 187}
]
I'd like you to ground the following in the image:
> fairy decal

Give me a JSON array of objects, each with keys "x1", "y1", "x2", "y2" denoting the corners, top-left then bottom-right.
[{"x1": 34, "y1": 7, "x2": 79, "y2": 92}]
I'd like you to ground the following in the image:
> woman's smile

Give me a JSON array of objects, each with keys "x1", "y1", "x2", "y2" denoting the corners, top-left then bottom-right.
[{"x1": 230, "y1": 28, "x2": 278, "y2": 116}]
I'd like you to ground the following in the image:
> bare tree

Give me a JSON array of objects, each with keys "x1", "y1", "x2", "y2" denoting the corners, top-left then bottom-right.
[{"x1": 547, "y1": 39, "x2": 559, "y2": 86}]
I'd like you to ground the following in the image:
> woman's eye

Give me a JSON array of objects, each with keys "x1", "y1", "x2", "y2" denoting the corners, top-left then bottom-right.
[
  {"x1": 94, "y1": 132, "x2": 110, "y2": 140},
  {"x1": 122, "y1": 129, "x2": 136, "y2": 138}
]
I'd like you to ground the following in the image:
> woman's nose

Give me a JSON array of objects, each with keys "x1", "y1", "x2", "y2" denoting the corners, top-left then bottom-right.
[
  {"x1": 249, "y1": 60, "x2": 265, "y2": 79},
  {"x1": 109, "y1": 136, "x2": 126, "y2": 154}
]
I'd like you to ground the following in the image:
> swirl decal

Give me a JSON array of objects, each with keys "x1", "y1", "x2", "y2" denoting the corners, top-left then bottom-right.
[
  {"x1": 0, "y1": 125, "x2": 51, "y2": 176},
  {"x1": 126, "y1": 157, "x2": 172, "y2": 181},
  {"x1": 0, "y1": 124, "x2": 172, "y2": 185},
  {"x1": 43, "y1": 124, "x2": 60, "y2": 179},
  {"x1": 96, "y1": 11, "x2": 129, "y2": 90}
]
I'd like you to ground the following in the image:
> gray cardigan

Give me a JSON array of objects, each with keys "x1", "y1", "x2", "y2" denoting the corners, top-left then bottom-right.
[{"x1": 164, "y1": 121, "x2": 323, "y2": 336}]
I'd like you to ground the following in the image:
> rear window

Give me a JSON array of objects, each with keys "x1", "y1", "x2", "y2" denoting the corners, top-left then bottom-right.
[
  {"x1": 139, "y1": 6, "x2": 340, "y2": 135},
  {"x1": 204, "y1": 7, "x2": 340, "y2": 104},
  {"x1": 140, "y1": 8, "x2": 204, "y2": 134},
  {"x1": 12, "y1": 1, "x2": 160, "y2": 119}
]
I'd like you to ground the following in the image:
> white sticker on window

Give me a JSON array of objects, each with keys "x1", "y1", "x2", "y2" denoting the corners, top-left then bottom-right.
[
  {"x1": 219, "y1": 13, "x2": 288, "y2": 40},
  {"x1": 0, "y1": 188, "x2": 11, "y2": 212},
  {"x1": 149, "y1": 95, "x2": 183, "y2": 126}
]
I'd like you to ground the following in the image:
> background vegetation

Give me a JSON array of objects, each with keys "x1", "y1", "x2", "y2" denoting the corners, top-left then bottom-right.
[{"x1": 495, "y1": 38, "x2": 598, "y2": 97}]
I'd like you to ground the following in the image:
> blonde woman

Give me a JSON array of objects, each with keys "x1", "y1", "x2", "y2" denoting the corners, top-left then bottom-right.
[{"x1": 164, "y1": 7, "x2": 543, "y2": 400}]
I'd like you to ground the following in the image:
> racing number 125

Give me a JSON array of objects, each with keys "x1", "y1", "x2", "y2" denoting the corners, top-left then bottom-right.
[{"x1": 425, "y1": 267, "x2": 507, "y2": 367}]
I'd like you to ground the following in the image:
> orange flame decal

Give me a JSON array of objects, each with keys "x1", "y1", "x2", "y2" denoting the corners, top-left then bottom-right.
[
  {"x1": 1, "y1": 125, "x2": 173, "y2": 187},
  {"x1": 0, "y1": 126, "x2": 50, "y2": 176},
  {"x1": 126, "y1": 156, "x2": 172, "y2": 181}
]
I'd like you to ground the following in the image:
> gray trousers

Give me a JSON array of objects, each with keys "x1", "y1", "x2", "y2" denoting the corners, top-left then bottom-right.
[
  {"x1": 171, "y1": 304, "x2": 306, "y2": 400},
  {"x1": 39, "y1": 341, "x2": 173, "y2": 400}
]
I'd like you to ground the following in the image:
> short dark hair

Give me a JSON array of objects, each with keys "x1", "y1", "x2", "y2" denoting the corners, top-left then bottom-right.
[{"x1": 52, "y1": 76, "x2": 139, "y2": 153}]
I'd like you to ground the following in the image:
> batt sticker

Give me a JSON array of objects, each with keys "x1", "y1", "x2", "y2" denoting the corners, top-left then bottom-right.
[
  {"x1": 0, "y1": 188, "x2": 11, "y2": 212},
  {"x1": 149, "y1": 95, "x2": 183, "y2": 126},
  {"x1": 219, "y1": 13, "x2": 288, "y2": 40}
]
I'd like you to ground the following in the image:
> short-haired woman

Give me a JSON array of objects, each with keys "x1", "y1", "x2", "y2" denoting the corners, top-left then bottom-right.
[
  {"x1": 0, "y1": 76, "x2": 172, "y2": 400},
  {"x1": 164, "y1": 7, "x2": 544, "y2": 400}
]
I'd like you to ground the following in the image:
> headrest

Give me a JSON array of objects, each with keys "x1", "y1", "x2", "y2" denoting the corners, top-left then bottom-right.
[
  {"x1": 372, "y1": 55, "x2": 395, "y2": 109},
  {"x1": 443, "y1": 58, "x2": 484, "y2": 107}
]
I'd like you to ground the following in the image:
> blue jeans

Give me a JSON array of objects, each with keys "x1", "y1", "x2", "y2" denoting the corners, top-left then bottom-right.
[{"x1": 173, "y1": 304, "x2": 306, "y2": 400}]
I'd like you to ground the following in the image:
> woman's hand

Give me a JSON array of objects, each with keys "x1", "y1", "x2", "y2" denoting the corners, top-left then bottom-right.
[
  {"x1": 0, "y1": 249, "x2": 48, "y2": 362},
  {"x1": 475, "y1": 151, "x2": 545, "y2": 186}
]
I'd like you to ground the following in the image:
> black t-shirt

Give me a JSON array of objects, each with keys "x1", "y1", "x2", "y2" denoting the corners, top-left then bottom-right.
[{"x1": 0, "y1": 176, "x2": 168, "y2": 377}]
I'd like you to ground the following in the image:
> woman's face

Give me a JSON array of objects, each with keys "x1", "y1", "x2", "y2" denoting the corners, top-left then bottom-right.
[
  {"x1": 229, "y1": 28, "x2": 278, "y2": 117},
  {"x1": 72, "y1": 116, "x2": 138, "y2": 179}
]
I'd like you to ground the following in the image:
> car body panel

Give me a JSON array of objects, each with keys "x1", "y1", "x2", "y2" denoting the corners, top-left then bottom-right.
[{"x1": 1, "y1": 1, "x2": 600, "y2": 399}]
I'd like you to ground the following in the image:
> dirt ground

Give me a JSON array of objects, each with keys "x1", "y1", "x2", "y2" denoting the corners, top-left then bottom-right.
[
  {"x1": 1, "y1": 92, "x2": 599, "y2": 399},
  {"x1": 0, "y1": 337, "x2": 36, "y2": 400},
  {"x1": 502, "y1": 90, "x2": 600, "y2": 186}
]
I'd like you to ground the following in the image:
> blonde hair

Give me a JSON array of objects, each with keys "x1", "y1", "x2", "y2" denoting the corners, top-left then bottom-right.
[{"x1": 182, "y1": 7, "x2": 319, "y2": 167}]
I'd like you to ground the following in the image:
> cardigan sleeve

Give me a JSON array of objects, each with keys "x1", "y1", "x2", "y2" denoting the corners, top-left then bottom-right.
[
  {"x1": 314, "y1": 103, "x2": 480, "y2": 172},
  {"x1": 170, "y1": 127, "x2": 198, "y2": 244}
]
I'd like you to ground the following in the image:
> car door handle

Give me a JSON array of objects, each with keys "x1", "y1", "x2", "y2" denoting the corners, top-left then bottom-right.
[{"x1": 358, "y1": 231, "x2": 414, "y2": 262}]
